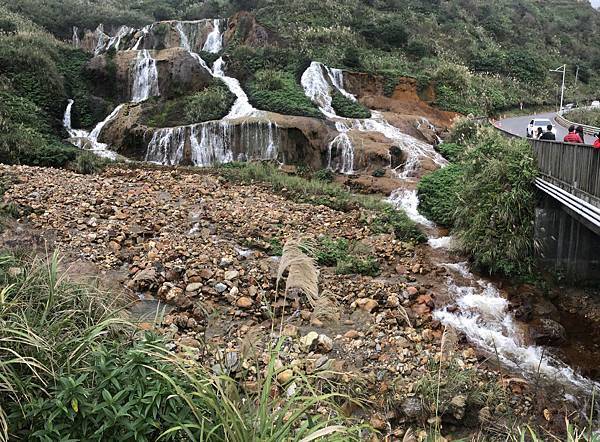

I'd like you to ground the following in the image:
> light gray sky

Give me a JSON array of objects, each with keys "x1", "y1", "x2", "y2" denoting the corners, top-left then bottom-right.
[{"x1": 592, "y1": 0, "x2": 600, "y2": 8}]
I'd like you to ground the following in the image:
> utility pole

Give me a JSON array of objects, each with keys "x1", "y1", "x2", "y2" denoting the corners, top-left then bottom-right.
[{"x1": 550, "y1": 64, "x2": 566, "y2": 113}]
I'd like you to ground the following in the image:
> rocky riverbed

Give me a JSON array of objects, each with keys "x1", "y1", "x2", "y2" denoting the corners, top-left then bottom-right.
[{"x1": 1, "y1": 163, "x2": 595, "y2": 438}]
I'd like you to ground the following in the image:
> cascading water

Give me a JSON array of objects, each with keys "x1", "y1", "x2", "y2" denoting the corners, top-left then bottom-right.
[
  {"x1": 72, "y1": 26, "x2": 80, "y2": 49},
  {"x1": 301, "y1": 62, "x2": 447, "y2": 178},
  {"x1": 189, "y1": 120, "x2": 280, "y2": 167},
  {"x1": 436, "y1": 263, "x2": 599, "y2": 392},
  {"x1": 387, "y1": 188, "x2": 599, "y2": 394},
  {"x1": 327, "y1": 122, "x2": 354, "y2": 174},
  {"x1": 202, "y1": 19, "x2": 223, "y2": 53},
  {"x1": 212, "y1": 58, "x2": 257, "y2": 119},
  {"x1": 131, "y1": 49, "x2": 160, "y2": 103},
  {"x1": 146, "y1": 127, "x2": 186, "y2": 165},
  {"x1": 62, "y1": 100, "x2": 123, "y2": 159}
]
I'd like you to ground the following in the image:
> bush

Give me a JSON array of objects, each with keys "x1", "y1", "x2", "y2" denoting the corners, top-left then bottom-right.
[
  {"x1": 184, "y1": 83, "x2": 236, "y2": 123},
  {"x1": 313, "y1": 168, "x2": 334, "y2": 182},
  {"x1": 70, "y1": 151, "x2": 109, "y2": 174},
  {"x1": 331, "y1": 91, "x2": 370, "y2": 119},
  {"x1": 436, "y1": 142, "x2": 464, "y2": 163},
  {"x1": 369, "y1": 207, "x2": 427, "y2": 243},
  {"x1": 248, "y1": 69, "x2": 322, "y2": 118},
  {"x1": 453, "y1": 127, "x2": 537, "y2": 276},
  {"x1": 417, "y1": 164, "x2": 464, "y2": 227},
  {"x1": 448, "y1": 118, "x2": 480, "y2": 145},
  {"x1": 312, "y1": 237, "x2": 381, "y2": 277}
]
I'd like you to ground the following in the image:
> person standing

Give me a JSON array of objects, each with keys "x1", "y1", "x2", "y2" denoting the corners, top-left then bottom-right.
[
  {"x1": 540, "y1": 124, "x2": 556, "y2": 141},
  {"x1": 564, "y1": 125, "x2": 584, "y2": 143},
  {"x1": 593, "y1": 133, "x2": 600, "y2": 149},
  {"x1": 536, "y1": 127, "x2": 544, "y2": 139},
  {"x1": 576, "y1": 125, "x2": 586, "y2": 144}
]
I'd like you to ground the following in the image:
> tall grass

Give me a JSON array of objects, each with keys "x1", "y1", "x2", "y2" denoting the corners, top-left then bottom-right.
[{"x1": 0, "y1": 251, "x2": 364, "y2": 440}]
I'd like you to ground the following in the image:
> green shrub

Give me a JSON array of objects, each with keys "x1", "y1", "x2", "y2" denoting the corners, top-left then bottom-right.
[
  {"x1": 436, "y1": 142, "x2": 464, "y2": 163},
  {"x1": 564, "y1": 108, "x2": 600, "y2": 127},
  {"x1": 312, "y1": 237, "x2": 380, "y2": 277},
  {"x1": 248, "y1": 70, "x2": 322, "y2": 118},
  {"x1": 313, "y1": 168, "x2": 334, "y2": 183},
  {"x1": 331, "y1": 91, "x2": 370, "y2": 119},
  {"x1": 184, "y1": 83, "x2": 236, "y2": 123},
  {"x1": 70, "y1": 151, "x2": 109, "y2": 175},
  {"x1": 417, "y1": 164, "x2": 464, "y2": 227},
  {"x1": 369, "y1": 207, "x2": 427, "y2": 243},
  {"x1": 453, "y1": 127, "x2": 537, "y2": 276},
  {"x1": 448, "y1": 118, "x2": 480, "y2": 145}
]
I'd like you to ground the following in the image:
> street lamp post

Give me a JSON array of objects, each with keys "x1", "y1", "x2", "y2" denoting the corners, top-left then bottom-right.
[{"x1": 550, "y1": 64, "x2": 566, "y2": 113}]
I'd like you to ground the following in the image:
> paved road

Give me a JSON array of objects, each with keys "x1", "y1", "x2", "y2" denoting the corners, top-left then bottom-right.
[{"x1": 498, "y1": 111, "x2": 599, "y2": 144}]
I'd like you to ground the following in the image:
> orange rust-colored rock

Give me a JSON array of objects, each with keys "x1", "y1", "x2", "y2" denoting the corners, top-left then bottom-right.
[{"x1": 344, "y1": 72, "x2": 458, "y2": 130}]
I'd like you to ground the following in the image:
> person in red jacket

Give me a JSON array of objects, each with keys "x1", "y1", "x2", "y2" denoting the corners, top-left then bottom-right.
[
  {"x1": 564, "y1": 125, "x2": 584, "y2": 143},
  {"x1": 594, "y1": 133, "x2": 600, "y2": 149}
]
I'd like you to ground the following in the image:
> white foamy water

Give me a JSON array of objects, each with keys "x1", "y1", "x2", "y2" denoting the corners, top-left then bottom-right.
[
  {"x1": 203, "y1": 19, "x2": 223, "y2": 53},
  {"x1": 327, "y1": 121, "x2": 354, "y2": 174},
  {"x1": 63, "y1": 101, "x2": 123, "y2": 159},
  {"x1": 436, "y1": 264, "x2": 599, "y2": 391},
  {"x1": 131, "y1": 50, "x2": 160, "y2": 103},
  {"x1": 212, "y1": 58, "x2": 258, "y2": 119},
  {"x1": 428, "y1": 236, "x2": 454, "y2": 249},
  {"x1": 387, "y1": 189, "x2": 435, "y2": 227},
  {"x1": 300, "y1": 62, "x2": 445, "y2": 178}
]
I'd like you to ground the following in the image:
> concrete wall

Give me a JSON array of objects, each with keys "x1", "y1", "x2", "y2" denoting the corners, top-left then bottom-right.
[{"x1": 536, "y1": 194, "x2": 600, "y2": 284}]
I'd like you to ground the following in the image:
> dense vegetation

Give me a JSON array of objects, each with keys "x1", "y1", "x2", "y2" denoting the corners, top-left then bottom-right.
[
  {"x1": 0, "y1": 251, "x2": 361, "y2": 441},
  {"x1": 3, "y1": 0, "x2": 600, "y2": 119},
  {"x1": 184, "y1": 83, "x2": 236, "y2": 122},
  {"x1": 564, "y1": 107, "x2": 600, "y2": 128},
  {"x1": 418, "y1": 122, "x2": 537, "y2": 276},
  {"x1": 0, "y1": 6, "x2": 109, "y2": 168}
]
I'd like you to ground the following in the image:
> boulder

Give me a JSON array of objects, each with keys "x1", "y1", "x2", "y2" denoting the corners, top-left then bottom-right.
[{"x1": 530, "y1": 319, "x2": 567, "y2": 346}]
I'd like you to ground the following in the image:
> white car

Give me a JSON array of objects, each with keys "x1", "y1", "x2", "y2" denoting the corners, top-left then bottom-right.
[
  {"x1": 527, "y1": 118, "x2": 556, "y2": 138},
  {"x1": 592, "y1": 100, "x2": 600, "y2": 108}
]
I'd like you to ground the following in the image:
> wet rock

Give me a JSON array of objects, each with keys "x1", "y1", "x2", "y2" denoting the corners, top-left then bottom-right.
[{"x1": 530, "y1": 319, "x2": 566, "y2": 346}]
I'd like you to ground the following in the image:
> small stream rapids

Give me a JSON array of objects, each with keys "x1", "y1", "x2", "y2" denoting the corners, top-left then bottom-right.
[{"x1": 388, "y1": 189, "x2": 600, "y2": 397}]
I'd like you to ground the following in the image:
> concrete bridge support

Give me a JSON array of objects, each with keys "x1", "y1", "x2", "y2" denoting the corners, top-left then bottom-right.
[{"x1": 536, "y1": 194, "x2": 600, "y2": 284}]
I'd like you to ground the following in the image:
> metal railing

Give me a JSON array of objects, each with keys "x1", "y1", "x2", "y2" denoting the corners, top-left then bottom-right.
[{"x1": 530, "y1": 139, "x2": 600, "y2": 208}]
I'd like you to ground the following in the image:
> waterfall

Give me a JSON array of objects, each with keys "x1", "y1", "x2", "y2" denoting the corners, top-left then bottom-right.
[
  {"x1": 202, "y1": 19, "x2": 223, "y2": 53},
  {"x1": 131, "y1": 50, "x2": 160, "y2": 103},
  {"x1": 212, "y1": 58, "x2": 257, "y2": 118},
  {"x1": 62, "y1": 99, "x2": 88, "y2": 139},
  {"x1": 190, "y1": 122, "x2": 234, "y2": 167},
  {"x1": 327, "y1": 122, "x2": 354, "y2": 174},
  {"x1": 190, "y1": 120, "x2": 280, "y2": 166},
  {"x1": 176, "y1": 22, "x2": 192, "y2": 51},
  {"x1": 72, "y1": 27, "x2": 80, "y2": 48},
  {"x1": 146, "y1": 127, "x2": 186, "y2": 165},
  {"x1": 132, "y1": 24, "x2": 151, "y2": 50},
  {"x1": 62, "y1": 101, "x2": 123, "y2": 160},
  {"x1": 301, "y1": 61, "x2": 448, "y2": 177},
  {"x1": 300, "y1": 61, "x2": 359, "y2": 117},
  {"x1": 350, "y1": 114, "x2": 445, "y2": 178}
]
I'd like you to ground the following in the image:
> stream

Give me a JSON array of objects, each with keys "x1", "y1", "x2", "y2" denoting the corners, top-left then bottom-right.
[{"x1": 388, "y1": 188, "x2": 600, "y2": 403}]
